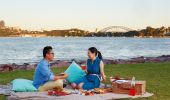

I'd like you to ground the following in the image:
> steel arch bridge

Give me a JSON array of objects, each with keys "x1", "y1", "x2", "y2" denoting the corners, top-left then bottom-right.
[{"x1": 98, "y1": 26, "x2": 135, "y2": 33}]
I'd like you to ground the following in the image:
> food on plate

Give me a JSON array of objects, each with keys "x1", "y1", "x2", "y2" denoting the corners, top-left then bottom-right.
[
  {"x1": 81, "y1": 91, "x2": 94, "y2": 96},
  {"x1": 94, "y1": 88, "x2": 106, "y2": 94}
]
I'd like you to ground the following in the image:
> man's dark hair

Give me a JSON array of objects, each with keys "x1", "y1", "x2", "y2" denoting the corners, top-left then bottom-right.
[{"x1": 43, "y1": 46, "x2": 53, "y2": 58}]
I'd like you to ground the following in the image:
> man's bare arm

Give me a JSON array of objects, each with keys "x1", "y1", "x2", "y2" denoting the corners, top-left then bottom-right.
[{"x1": 54, "y1": 73, "x2": 68, "y2": 80}]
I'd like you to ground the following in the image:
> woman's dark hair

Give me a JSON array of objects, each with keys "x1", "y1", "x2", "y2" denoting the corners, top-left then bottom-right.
[
  {"x1": 43, "y1": 46, "x2": 53, "y2": 58},
  {"x1": 88, "y1": 47, "x2": 103, "y2": 60}
]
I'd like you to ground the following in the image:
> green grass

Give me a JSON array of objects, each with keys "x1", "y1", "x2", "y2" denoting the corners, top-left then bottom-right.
[{"x1": 0, "y1": 62, "x2": 170, "y2": 100}]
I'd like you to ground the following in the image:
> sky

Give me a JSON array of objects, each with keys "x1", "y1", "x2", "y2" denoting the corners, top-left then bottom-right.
[{"x1": 0, "y1": 0, "x2": 170, "y2": 31}]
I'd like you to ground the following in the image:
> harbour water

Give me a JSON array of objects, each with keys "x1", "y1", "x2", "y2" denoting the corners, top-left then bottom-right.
[{"x1": 0, "y1": 37, "x2": 170, "y2": 64}]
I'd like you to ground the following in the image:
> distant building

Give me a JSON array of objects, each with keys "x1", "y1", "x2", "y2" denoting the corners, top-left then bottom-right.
[
  {"x1": 19, "y1": 34, "x2": 47, "y2": 37},
  {"x1": 4, "y1": 26, "x2": 22, "y2": 33},
  {"x1": 68, "y1": 28, "x2": 88, "y2": 34},
  {"x1": 0, "y1": 20, "x2": 5, "y2": 29}
]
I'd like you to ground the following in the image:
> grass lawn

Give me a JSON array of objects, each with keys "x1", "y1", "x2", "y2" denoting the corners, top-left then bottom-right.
[{"x1": 0, "y1": 62, "x2": 170, "y2": 100}]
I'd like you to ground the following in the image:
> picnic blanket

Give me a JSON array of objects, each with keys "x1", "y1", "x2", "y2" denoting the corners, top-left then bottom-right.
[
  {"x1": 8, "y1": 92, "x2": 153, "y2": 100},
  {"x1": 0, "y1": 85, "x2": 11, "y2": 95},
  {"x1": 0, "y1": 85, "x2": 153, "y2": 100}
]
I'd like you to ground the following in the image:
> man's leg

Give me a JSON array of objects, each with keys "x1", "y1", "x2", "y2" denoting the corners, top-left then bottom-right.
[{"x1": 38, "y1": 79, "x2": 63, "y2": 92}]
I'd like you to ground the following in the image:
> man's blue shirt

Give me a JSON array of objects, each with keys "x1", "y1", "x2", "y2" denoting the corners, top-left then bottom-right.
[{"x1": 33, "y1": 59, "x2": 54, "y2": 89}]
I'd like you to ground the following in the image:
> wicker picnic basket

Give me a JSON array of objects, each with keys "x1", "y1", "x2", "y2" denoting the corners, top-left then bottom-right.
[{"x1": 112, "y1": 81, "x2": 146, "y2": 95}]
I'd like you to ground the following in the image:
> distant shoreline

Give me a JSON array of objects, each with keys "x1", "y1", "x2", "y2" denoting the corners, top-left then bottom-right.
[
  {"x1": 0, "y1": 36, "x2": 170, "y2": 38},
  {"x1": 1, "y1": 25, "x2": 170, "y2": 37},
  {"x1": 0, "y1": 55, "x2": 170, "y2": 72}
]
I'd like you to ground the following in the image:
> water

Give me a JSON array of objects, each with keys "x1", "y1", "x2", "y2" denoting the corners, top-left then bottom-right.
[{"x1": 0, "y1": 37, "x2": 170, "y2": 64}]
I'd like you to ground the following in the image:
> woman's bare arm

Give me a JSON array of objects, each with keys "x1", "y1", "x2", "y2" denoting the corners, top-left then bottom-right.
[
  {"x1": 84, "y1": 62, "x2": 88, "y2": 74},
  {"x1": 99, "y1": 61, "x2": 106, "y2": 82}
]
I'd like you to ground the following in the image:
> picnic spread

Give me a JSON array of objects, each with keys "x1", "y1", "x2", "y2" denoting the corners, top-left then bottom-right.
[{"x1": 0, "y1": 76, "x2": 153, "y2": 100}]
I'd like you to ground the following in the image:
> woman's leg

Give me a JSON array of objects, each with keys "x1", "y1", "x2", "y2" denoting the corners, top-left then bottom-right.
[
  {"x1": 82, "y1": 82, "x2": 94, "y2": 90},
  {"x1": 71, "y1": 83, "x2": 77, "y2": 89},
  {"x1": 71, "y1": 76, "x2": 87, "y2": 89},
  {"x1": 77, "y1": 82, "x2": 84, "y2": 89},
  {"x1": 77, "y1": 77, "x2": 94, "y2": 90},
  {"x1": 80, "y1": 76, "x2": 100, "y2": 90}
]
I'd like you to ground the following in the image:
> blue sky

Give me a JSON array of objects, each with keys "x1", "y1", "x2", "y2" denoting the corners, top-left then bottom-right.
[{"x1": 0, "y1": 0, "x2": 170, "y2": 31}]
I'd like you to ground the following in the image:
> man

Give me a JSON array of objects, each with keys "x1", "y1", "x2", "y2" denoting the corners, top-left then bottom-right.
[{"x1": 33, "y1": 46, "x2": 67, "y2": 92}]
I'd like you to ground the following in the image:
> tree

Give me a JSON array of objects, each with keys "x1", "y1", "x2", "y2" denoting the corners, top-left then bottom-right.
[
  {"x1": 168, "y1": 27, "x2": 170, "y2": 34},
  {"x1": 0, "y1": 20, "x2": 5, "y2": 28},
  {"x1": 159, "y1": 26, "x2": 166, "y2": 37},
  {"x1": 146, "y1": 26, "x2": 155, "y2": 36}
]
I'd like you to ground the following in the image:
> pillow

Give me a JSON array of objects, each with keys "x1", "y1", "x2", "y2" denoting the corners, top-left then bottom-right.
[
  {"x1": 65, "y1": 61, "x2": 86, "y2": 83},
  {"x1": 11, "y1": 79, "x2": 37, "y2": 92}
]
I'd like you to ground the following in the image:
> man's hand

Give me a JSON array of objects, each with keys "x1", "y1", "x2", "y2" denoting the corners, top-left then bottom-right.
[
  {"x1": 54, "y1": 73, "x2": 68, "y2": 81},
  {"x1": 54, "y1": 76, "x2": 59, "y2": 80},
  {"x1": 57, "y1": 73, "x2": 65, "y2": 76}
]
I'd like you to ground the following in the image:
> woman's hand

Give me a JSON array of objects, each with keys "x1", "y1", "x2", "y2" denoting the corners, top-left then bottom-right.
[
  {"x1": 84, "y1": 70, "x2": 88, "y2": 74},
  {"x1": 102, "y1": 75, "x2": 106, "y2": 82}
]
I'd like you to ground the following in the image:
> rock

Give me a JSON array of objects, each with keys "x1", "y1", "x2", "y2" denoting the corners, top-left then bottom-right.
[
  {"x1": 115, "y1": 59, "x2": 127, "y2": 64},
  {"x1": 26, "y1": 64, "x2": 36, "y2": 70},
  {"x1": 11, "y1": 63, "x2": 18, "y2": 70},
  {"x1": 74, "y1": 60, "x2": 86, "y2": 65},
  {"x1": 131, "y1": 56, "x2": 145, "y2": 63},
  {"x1": 103, "y1": 59, "x2": 114, "y2": 64},
  {"x1": 159, "y1": 55, "x2": 170, "y2": 57},
  {"x1": 0, "y1": 65, "x2": 13, "y2": 72},
  {"x1": 158, "y1": 55, "x2": 170, "y2": 61},
  {"x1": 145, "y1": 57, "x2": 161, "y2": 62},
  {"x1": 58, "y1": 61, "x2": 70, "y2": 67},
  {"x1": 51, "y1": 60, "x2": 71, "y2": 67}
]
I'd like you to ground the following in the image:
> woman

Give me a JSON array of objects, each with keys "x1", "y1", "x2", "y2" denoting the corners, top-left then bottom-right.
[{"x1": 71, "y1": 47, "x2": 106, "y2": 90}]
